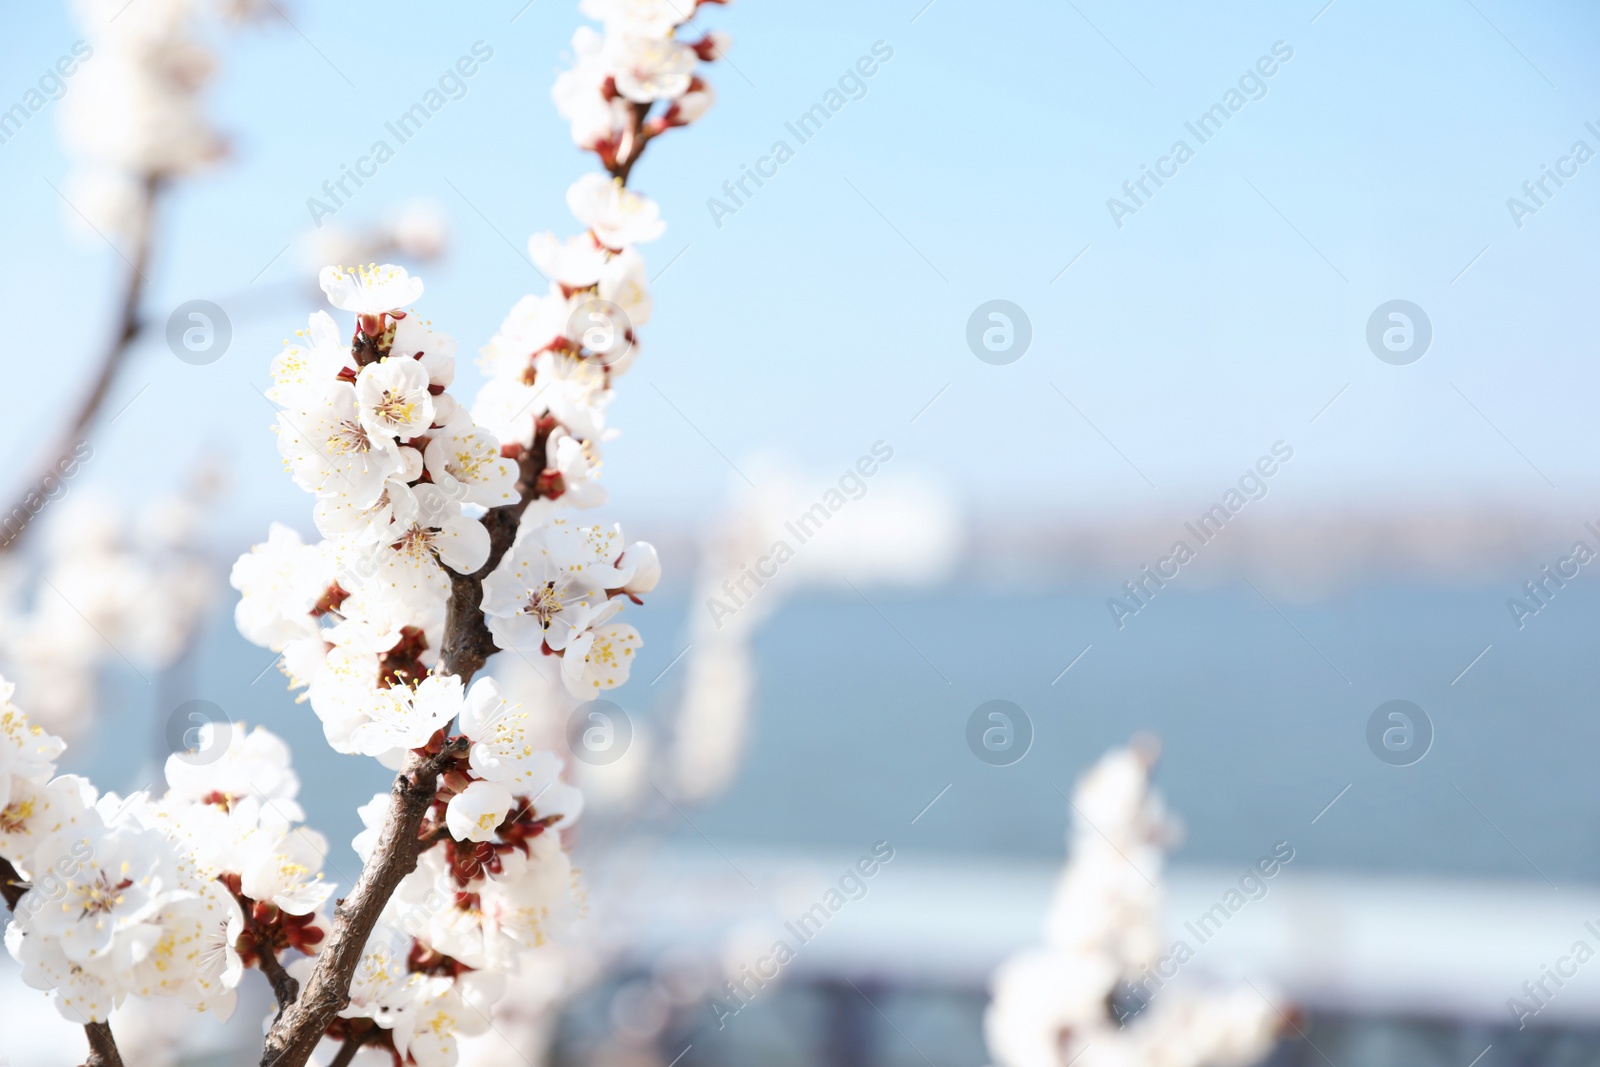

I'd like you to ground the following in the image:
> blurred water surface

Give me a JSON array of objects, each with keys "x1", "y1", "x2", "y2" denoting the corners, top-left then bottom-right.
[{"x1": 74, "y1": 578, "x2": 1600, "y2": 884}]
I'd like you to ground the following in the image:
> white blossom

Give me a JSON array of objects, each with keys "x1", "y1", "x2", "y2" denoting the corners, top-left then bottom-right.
[
  {"x1": 529, "y1": 231, "x2": 609, "y2": 288},
  {"x1": 395, "y1": 972, "x2": 503, "y2": 1067},
  {"x1": 229, "y1": 523, "x2": 333, "y2": 650},
  {"x1": 474, "y1": 837, "x2": 577, "y2": 956},
  {"x1": 268, "y1": 311, "x2": 356, "y2": 410},
  {"x1": 553, "y1": 0, "x2": 724, "y2": 150},
  {"x1": 607, "y1": 34, "x2": 697, "y2": 103},
  {"x1": 539, "y1": 430, "x2": 609, "y2": 517},
  {"x1": 531, "y1": 348, "x2": 612, "y2": 440},
  {"x1": 163, "y1": 722, "x2": 305, "y2": 821},
  {"x1": 598, "y1": 246, "x2": 653, "y2": 330},
  {"x1": 10, "y1": 813, "x2": 190, "y2": 1008},
  {"x1": 424, "y1": 415, "x2": 520, "y2": 509},
  {"x1": 238, "y1": 825, "x2": 336, "y2": 916},
  {"x1": 319, "y1": 263, "x2": 425, "y2": 315},
  {"x1": 0, "y1": 679, "x2": 68, "y2": 812},
  {"x1": 617, "y1": 540, "x2": 660, "y2": 595},
  {"x1": 456, "y1": 679, "x2": 570, "y2": 800},
  {"x1": 560, "y1": 620, "x2": 642, "y2": 697},
  {"x1": 446, "y1": 780, "x2": 515, "y2": 843},
  {"x1": 392, "y1": 313, "x2": 458, "y2": 379},
  {"x1": 59, "y1": 0, "x2": 224, "y2": 240},
  {"x1": 314, "y1": 476, "x2": 421, "y2": 543},
  {"x1": 277, "y1": 383, "x2": 405, "y2": 508},
  {"x1": 578, "y1": 0, "x2": 687, "y2": 35},
  {"x1": 347, "y1": 673, "x2": 464, "y2": 757},
  {"x1": 480, "y1": 520, "x2": 632, "y2": 654},
  {"x1": 357, "y1": 483, "x2": 491, "y2": 610},
  {"x1": 356, "y1": 356, "x2": 437, "y2": 439},
  {"x1": 984, "y1": 743, "x2": 1280, "y2": 1067},
  {"x1": 567, "y1": 174, "x2": 666, "y2": 249},
  {"x1": 552, "y1": 27, "x2": 627, "y2": 151},
  {"x1": 0, "y1": 774, "x2": 96, "y2": 875},
  {"x1": 124, "y1": 881, "x2": 244, "y2": 1017}
]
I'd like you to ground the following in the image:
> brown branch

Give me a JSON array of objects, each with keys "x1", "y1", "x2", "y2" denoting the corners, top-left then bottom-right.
[
  {"x1": 258, "y1": 943, "x2": 301, "y2": 1016},
  {"x1": 609, "y1": 101, "x2": 655, "y2": 184},
  {"x1": 326, "y1": 1031, "x2": 370, "y2": 1067},
  {"x1": 84, "y1": 1021, "x2": 123, "y2": 1067},
  {"x1": 0, "y1": 175, "x2": 160, "y2": 555},
  {"x1": 0, "y1": 857, "x2": 25, "y2": 910},
  {"x1": 439, "y1": 494, "x2": 529, "y2": 680},
  {"x1": 258, "y1": 737, "x2": 469, "y2": 1067}
]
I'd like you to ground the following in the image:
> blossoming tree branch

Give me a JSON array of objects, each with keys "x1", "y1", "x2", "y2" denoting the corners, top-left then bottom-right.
[{"x1": 0, "y1": 2, "x2": 726, "y2": 1065}]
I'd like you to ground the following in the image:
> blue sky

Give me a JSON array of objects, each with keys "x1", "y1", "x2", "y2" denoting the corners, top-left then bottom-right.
[{"x1": 3, "y1": 0, "x2": 1599, "y2": 548}]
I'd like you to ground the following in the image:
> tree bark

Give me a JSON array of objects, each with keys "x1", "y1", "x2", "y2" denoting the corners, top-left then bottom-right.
[{"x1": 84, "y1": 1021, "x2": 123, "y2": 1067}]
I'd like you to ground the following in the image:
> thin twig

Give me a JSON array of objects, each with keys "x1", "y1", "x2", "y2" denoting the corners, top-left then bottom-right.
[
  {"x1": 232, "y1": 881, "x2": 303, "y2": 1014},
  {"x1": 0, "y1": 175, "x2": 160, "y2": 554},
  {"x1": 257, "y1": 943, "x2": 302, "y2": 1016},
  {"x1": 610, "y1": 101, "x2": 654, "y2": 184},
  {"x1": 326, "y1": 1030, "x2": 370, "y2": 1067},
  {"x1": 240, "y1": 897, "x2": 302, "y2": 1013}
]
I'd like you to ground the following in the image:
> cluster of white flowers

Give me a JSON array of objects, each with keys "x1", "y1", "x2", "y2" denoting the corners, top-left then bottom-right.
[
  {"x1": 0, "y1": 491, "x2": 216, "y2": 740},
  {"x1": 0, "y1": 676, "x2": 333, "y2": 1026},
  {"x1": 985, "y1": 743, "x2": 1281, "y2": 1067},
  {"x1": 270, "y1": 7, "x2": 732, "y2": 1064},
  {"x1": 233, "y1": 261, "x2": 658, "y2": 768},
  {"x1": 59, "y1": 0, "x2": 225, "y2": 240},
  {"x1": 474, "y1": 0, "x2": 730, "y2": 696},
  {"x1": 296, "y1": 675, "x2": 585, "y2": 1067},
  {"x1": 553, "y1": 0, "x2": 728, "y2": 164},
  {"x1": 220, "y1": 256, "x2": 622, "y2": 1060}
]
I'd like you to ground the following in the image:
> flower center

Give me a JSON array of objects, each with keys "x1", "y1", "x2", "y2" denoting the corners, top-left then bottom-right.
[
  {"x1": 375, "y1": 389, "x2": 417, "y2": 426},
  {"x1": 526, "y1": 582, "x2": 569, "y2": 627},
  {"x1": 74, "y1": 870, "x2": 134, "y2": 919},
  {"x1": 328, "y1": 419, "x2": 373, "y2": 456},
  {"x1": 0, "y1": 798, "x2": 34, "y2": 834},
  {"x1": 394, "y1": 525, "x2": 437, "y2": 561}
]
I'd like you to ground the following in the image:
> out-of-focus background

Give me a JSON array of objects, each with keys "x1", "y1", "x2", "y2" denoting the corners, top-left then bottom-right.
[{"x1": 4, "y1": 0, "x2": 1600, "y2": 1064}]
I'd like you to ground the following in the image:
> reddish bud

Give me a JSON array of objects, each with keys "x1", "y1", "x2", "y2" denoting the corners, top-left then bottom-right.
[{"x1": 314, "y1": 582, "x2": 350, "y2": 617}]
